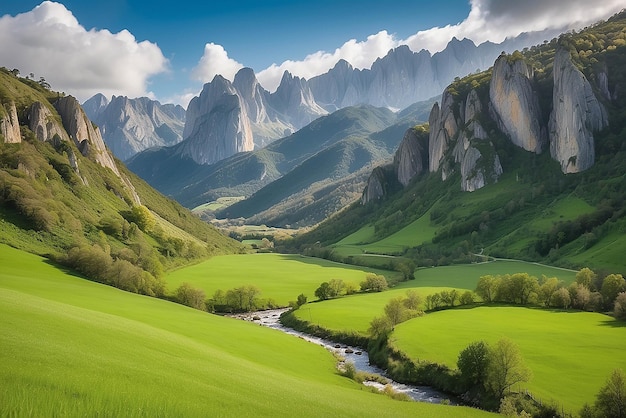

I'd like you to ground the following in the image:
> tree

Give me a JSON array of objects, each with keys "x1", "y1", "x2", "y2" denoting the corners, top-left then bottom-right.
[
  {"x1": 315, "y1": 282, "x2": 332, "y2": 300},
  {"x1": 551, "y1": 287, "x2": 571, "y2": 309},
  {"x1": 296, "y1": 293, "x2": 307, "y2": 306},
  {"x1": 327, "y1": 278, "x2": 346, "y2": 298},
  {"x1": 457, "y1": 340, "x2": 490, "y2": 390},
  {"x1": 601, "y1": 274, "x2": 626, "y2": 310},
  {"x1": 129, "y1": 205, "x2": 155, "y2": 232},
  {"x1": 404, "y1": 289, "x2": 422, "y2": 310},
  {"x1": 476, "y1": 275, "x2": 499, "y2": 302},
  {"x1": 384, "y1": 297, "x2": 408, "y2": 327},
  {"x1": 459, "y1": 290, "x2": 475, "y2": 305},
  {"x1": 594, "y1": 369, "x2": 626, "y2": 418},
  {"x1": 577, "y1": 267, "x2": 597, "y2": 289},
  {"x1": 368, "y1": 315, "x2": 392, "y2": 337},
  {"x1": 614, "y1": 292, "x2": 626, "y2": 320},
  {"x1": 176, "y1": 282, "x2": 206, "y2": 311},
  {"x1": 360, "y1": 274, "x2": 388, "y2": 292},
  {"x1": 485, "y1": 338, "x2": 532, "y2": 399},
  {"x1": 539, "y1": 277, "x2": 561, "y2": 306}
]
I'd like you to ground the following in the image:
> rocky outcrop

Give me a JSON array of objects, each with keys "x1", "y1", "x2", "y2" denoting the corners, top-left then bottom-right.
[
  {"x1": 361, "y1": 166, "x2": 393, "y2": 204},
  {"x1": 180, "y1": 75, "x2": 254, "y2": 165},
  {"x1": 428, "y1": 90, "x2": 458, "y2": 175},
  {"x1": 1, "y1": 102, "x2": 22, "y2": 143},
  {"x1": 28, "y1": 102, "x2": 69, "y2": 143},
  {"x1": 84, "y1": 95, "x2": 186, "y2": 161},
  {"x1": 54, "y1": 96, "x2": 119, "y2": 174},
  {"x1": 270, "y1": 71, "x2": 327, "y2": 128},
  {"x1": 490, "y1": 54, "x2": 546, "y2": 153},
  {"x1": 549, "y1": 48, "x2": 608, "y2": 173},
  {"x1": 394, "y1": 127, "x2": 428, "y2": 186}
]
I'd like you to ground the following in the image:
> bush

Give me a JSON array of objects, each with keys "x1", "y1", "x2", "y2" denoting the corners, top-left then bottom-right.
[
  {"x1": 614, "y1": 292, "x2": 626, "y2": 320},
  {"x1": 176, "y1": 282, "x2": 206, "y2": 311},
  {"x1": 360, "y1": 274, "x2": 388, "y2": 292}
]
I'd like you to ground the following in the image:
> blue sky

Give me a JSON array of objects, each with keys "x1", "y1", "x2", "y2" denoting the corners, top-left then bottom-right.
[{"x1": 1, "y1": 1, "x2": 623, "y2": 106}]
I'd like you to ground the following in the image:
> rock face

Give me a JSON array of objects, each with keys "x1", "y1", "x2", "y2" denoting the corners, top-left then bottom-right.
[
  {"x1": 1, "y1": 102, "x2": 22, "y2": 143},
  {"x1": 394, "y1": 127, "x2": 429, "y2": 187},
  {"x1": 490, "y1": 54, "x2": 546, "y2": 153},
  {"x1": 270, "y1": 71, "x2": 327, "y2": 129},
  {"x1": 54, "y1": 96, "x2": 119, "y2": 175},
  {"x1": 428, "y1": 91, "x2": 458, "y2": 175},
  {"x1": 361, "y1": 166, "x2": 391, "y2": 204},
  {"x1": 180, "y1": 75, "x2": 254, "y2": 165},
  {"x1": 84, "y1": 94, "x2": 186, "y2": 161},
  {"x1": 28, "y1": 102, "x2": 69, "y2": 143},
  {"x1": 549, "y1": 48, "x2": 608, "y2": 173}
]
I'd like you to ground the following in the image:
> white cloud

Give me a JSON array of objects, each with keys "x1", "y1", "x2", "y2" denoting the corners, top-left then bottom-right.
[
  {"x1": 191, "y1": 43, "x2": 244, "y2": 83},
  {"x1": 252, "y1": 0, "x2": 625, "y2": 91},
  {"x1": 0, "y1": 1, "x2": 168, "y2": 102},
  {"x1": 405, "y1": 0, "x2": 626, "y2": 53}
]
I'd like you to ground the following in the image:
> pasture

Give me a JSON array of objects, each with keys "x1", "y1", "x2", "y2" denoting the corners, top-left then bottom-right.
[
  {"x1": 292, "y1": 259, "x2": 577, "y2": 334},
  {"x1": 165, "y1": 253, "x2": 401, "y2": 305},
  {"x1": 391, "y1": 306, "x2": 626, "y2": 414},
  {"x1": 0, "y1": 244, "x2": 494, "y2": 417}
]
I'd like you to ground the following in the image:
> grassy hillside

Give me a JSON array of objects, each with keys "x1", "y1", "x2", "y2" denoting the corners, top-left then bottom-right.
[
  {"x1": 0, "y1": 67, "x2": 241, "y2": 297},
  {"x1": 392, "y1": 307, "x2": 626, "y2": 414},
  {"x1": 291, "y1": 13, "x2": 626, "y2": 274},
  {"x1": 0, "y1": 244, "x2": 494, "y2": 418}
]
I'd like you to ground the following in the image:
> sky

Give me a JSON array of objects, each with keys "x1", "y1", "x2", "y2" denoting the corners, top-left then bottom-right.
[{"x1": 0, "y1": 1, "x2": 624, "y2": 107}]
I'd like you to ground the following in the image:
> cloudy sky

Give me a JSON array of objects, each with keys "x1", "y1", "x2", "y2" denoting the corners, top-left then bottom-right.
[{"x1": 1, "y1": 1, "x2": 623, "y2": 107}]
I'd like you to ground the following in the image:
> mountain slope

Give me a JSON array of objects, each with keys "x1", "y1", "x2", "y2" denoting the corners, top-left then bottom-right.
[
  {"x1": 290, "y1": 11, "x2": 626, "y2": 274},
  {"x1": 0, "y1": 67, "x2": 240, "y2": 290}
]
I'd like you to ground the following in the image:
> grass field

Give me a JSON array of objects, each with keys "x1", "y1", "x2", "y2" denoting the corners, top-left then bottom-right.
[
  {"x1": 165, "y1": 253, "x2": 402, "y2": 305},
  {"x1": 0, "y1": 244, "x2": 494, "y2": 417},
  {"x1": 292, "y1": 259, "x2": 577, "y2": 334},
  {"x1": 391, "y1": 306, "x2": 626, "y2": 415}
]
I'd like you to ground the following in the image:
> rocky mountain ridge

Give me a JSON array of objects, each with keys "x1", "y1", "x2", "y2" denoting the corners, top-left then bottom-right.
[
  {"x1": 83, "y1": 94, "x2": 186, "y2": 161},
  {"x1": 362, "y1": 44, "x2": 610, "y2": 203}
]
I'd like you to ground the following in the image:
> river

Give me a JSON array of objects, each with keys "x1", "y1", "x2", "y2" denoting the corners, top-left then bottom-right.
[{"x1": 227, "y1": 308, "x2": 456, "y2": 404}]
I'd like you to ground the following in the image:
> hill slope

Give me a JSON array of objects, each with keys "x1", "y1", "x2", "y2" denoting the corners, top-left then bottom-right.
[
  {"x1": 290, "y1": 12, "x2": 626, "y2": 274},
  {"x1": 0, "y1": 67, "x2": 241, "y2": 291}
]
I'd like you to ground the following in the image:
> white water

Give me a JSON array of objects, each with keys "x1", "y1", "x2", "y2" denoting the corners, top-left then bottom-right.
[{"x1": 228, "y1": 308, "x2": 456, "y2": 404}]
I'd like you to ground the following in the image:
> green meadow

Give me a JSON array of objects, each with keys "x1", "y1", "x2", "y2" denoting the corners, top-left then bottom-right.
[
  {"x1": 391, "y1": 307, "x2": 626, "y2": 415},
  {"x1": 292, "y1": 259, "x2": 577, "y2": 334},
  {"x1": 0, "y1": 244, "x2": 494, "y2": 417},
  {"x1": 165, "y1": 253, "x2": 401, "y2": 304}
]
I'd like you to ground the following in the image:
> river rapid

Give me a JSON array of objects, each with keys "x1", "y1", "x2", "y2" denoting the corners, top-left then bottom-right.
[{"x1": 227, "y1": 308, "x2": 455, "y2": 404}]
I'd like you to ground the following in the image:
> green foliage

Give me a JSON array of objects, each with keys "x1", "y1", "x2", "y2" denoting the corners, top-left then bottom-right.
[
  {"x1": 594, "y1": 369, "x2": 626, "y2": 418},
  {"x1": 601, "y1": 274, "x2": 626, "y2": 310},
  {"x1": 360, "y1": 274, "x2": 388, "y2": 292},
  {"x1": 175, "y1": 282, "x2": 206, "y2": 310},
  {"x1": 485, "y1": 338, "x2": 532, "y2": 400},
  {"x1": 457, "y1": 341, "x2": 490, "y2": 392},
  {"x1": 315, "y1": 282, "x2": 332, "y2": 300},
  {"x1": 615, "y1": 292, "x2": 626, "y2": 320}
]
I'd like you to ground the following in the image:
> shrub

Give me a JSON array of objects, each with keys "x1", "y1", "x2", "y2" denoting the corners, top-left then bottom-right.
[
  {"x1": 360, "y1": 274, "x2": 388, "y2": 292},
  {"x1": 176, "y1": 282, "x2": 206, "y2": 311}
]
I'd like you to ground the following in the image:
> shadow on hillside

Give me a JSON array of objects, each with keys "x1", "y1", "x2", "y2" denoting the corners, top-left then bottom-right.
[
  {"x1": 598, "y1": 318, "x2": 626, "y2": 328},
  {"x1": 41, "y1": 258, "x2": 88, "y2": 280}
]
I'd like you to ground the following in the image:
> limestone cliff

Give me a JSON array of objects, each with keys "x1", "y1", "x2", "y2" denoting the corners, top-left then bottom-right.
[
  {"x1": 549, "y1": 48, "x2": 608, "y2": 173},
  {"x1": 361, "y1": 166, "x2": 395, "y2": 204},
  {"x1": 489, "y1": 54, "x2": 546, "y2": 153},
  {"x1": 394, "y1": 127, "x2": 429, "y2": 187},
  {"x1": 54, "y1": 96, "x2": 119, "y2": 175},
  {"x1": 180, "y1": 75, "x2": 254, "y2": 165},
  {"x1": 428, "y1": 90, "x2": 458, "y2": 175},
  {"x1": 1, "y1": 102, "x2": 22, "y2": 143},
  {"x1": 28, "y1": 102, "x2": 69, "y2": 143},
  {"x1": 270, "y1": 71, "x2": 327, "y2": 129}
]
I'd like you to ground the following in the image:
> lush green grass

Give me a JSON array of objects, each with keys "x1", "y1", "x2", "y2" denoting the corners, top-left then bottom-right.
[
  {"x1": 392, "y1": 306, "x2": 626, "y2": 414},
  {"x1": 166, "y1": 253, "x2": 401, "y2": 304},
  {"x1": 0, "y1": 244, "x2": 494, "y2": 417},
  {"x1": 292, "y1": 259, "x2": 577, "y2": 334},
  {"x1": 566, "y1": 229, "x2": 626, "y2": 274},
  {"x1": 331, "y1": 209, "x2": 438, "y2": 257}
]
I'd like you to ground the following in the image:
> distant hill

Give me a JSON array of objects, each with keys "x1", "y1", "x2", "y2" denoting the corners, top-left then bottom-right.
[
  {"x1": 289, "y1": 11, "x2": 626, "y2": 274},
  {"x1": 0, "y1": 67, "x2": 241, "y2": 294},
  {"x1": 129, "y1": 101, "x2": 434, "y2": 227}
]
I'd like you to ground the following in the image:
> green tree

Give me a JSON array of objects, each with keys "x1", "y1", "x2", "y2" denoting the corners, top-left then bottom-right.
[
  {"x1": 296, "y1": 293, "x2": 307, "y2": 306},
  {"x1": 601, "y1": 274, "x2": 626, "y2": 310},
  {"x1": 551, "y1": 287, "x2": 571, "y2": 309},
  {"x1": 384, "y1": 297, "x2": 408, "y2": 327},
  {"x1": 485, "y1": 338, "x2": 532, "y2": 399},
  {"x1": 129, "y1": 205, "x2": 155, "y2": 232},
  {"x1": 459, "y1": 290, "x2": 475, "y2": 305},
  {"x1": 403, "y1": 289, "x2": 422, "y2": 310},
  {"x1": 539, "y1": 277, "x2": 561, "y2": 306},
  {"x1": 327, "y1": 278, "x2": 346, "y2": 298},
  {"x1": 577, "y1": 267, "x2": 597, "y2": 289},
  {"x1": 176, "y1": 282, "x2": 206, "y2": 311},
  {"x1": 594, "y1": 369, "x2": 626, "y2": 418},
  {"x1": 360, "y1": 274, "x2": 388, "y2": 292},
  {"x1": 614, "y1": 292, "x2": 626, "y2": 320},
  {"x1": 368, "y1": 315, "x2": 392, "y2": 338},
  {"x1": 457, "y1": 340, "x2": 490, "y2": 390},
  {"x1": 476, "y1": 275, "x2": 499, "y2": 302},
  {"x1": 315, "y1": 282, "x2": 332, "y2": 300}
]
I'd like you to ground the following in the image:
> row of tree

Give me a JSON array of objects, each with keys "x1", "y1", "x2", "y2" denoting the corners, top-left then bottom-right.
[
  {"x1": 475, "y1": 268, "x2": 626, "y2": 317},
  {"x1": 313, "y1": 274, "x2": 388, "y2": 301}
]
